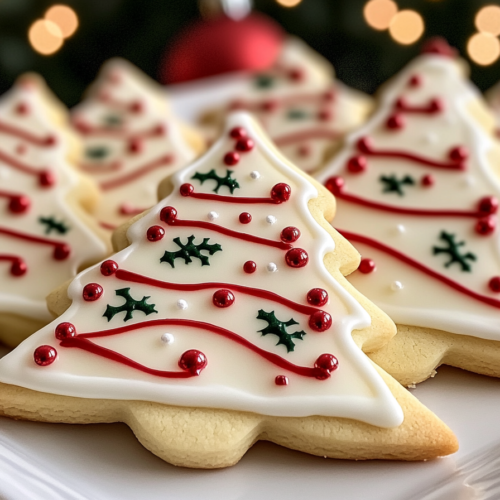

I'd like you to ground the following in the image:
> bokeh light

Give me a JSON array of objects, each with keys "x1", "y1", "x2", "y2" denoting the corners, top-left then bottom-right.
[
  {"x1": 475, "y1": 5, "x2": 500, "y2": 36},
  {"x1": 364, "y1": 0, "x2": 398, "y2": 31},
  {"x1": 276, "y1": 0, "x2": 302, "y2": 7},
  {"x1": 45, "y1": 5, "x2": 79, "y2": 39},
  {"x1": 28, "y1": 19, "x2": 63, "y2": 55},
  {"x1": 389, "y1": 10, "x2": 425, "y2": 45},
  {"x1": 467, "y1": 32, "x2": 500, "y2": 65}
]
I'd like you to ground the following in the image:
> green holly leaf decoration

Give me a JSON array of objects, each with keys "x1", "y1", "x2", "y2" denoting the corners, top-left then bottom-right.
[
  {"x1": 103, "y1": 114, "x2": 122, "y2": 127},
  {"x1": 287, "y1": 109, "x2": 309, "y2": 120},
  {"x1": 379, "y1": 174, "x2": 415, "y2": 196},
  {"x1": 432, "y1": 231, "x2": 477, "y2": 272},
  {"x1": 191, "y1": 169, "x2": 240, "y2": 194},
  {"x1": 160, "y1": 235, "x2": 222, "y2": 268},
  {"x1": 254, "y1": 74, "x2": 274, "y2": 89},
  {"x1": 257, "y1": 310, "x2": 306, "y2": 353},
  {"x1": 103, "y1": 288, "x2": 158, "y2": 322},
  {"x1": 85, "y1": 145, "x2": 109, "y2": 159},
  {"x1": 38, "y1": 216, "x2": 70, "y2": 235}
]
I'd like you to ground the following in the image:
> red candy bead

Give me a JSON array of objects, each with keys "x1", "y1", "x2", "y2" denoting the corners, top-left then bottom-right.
[
  {"x1": 478, "y1": 196, "x2": 498, "y2": 215},
  {"x1": 239, "y1": 212, "x2": 252, "y2": 224},
  {"x1": 44, "y1": 135, "x2": 56, "y2": 146},
  {"x1": 323, "y1": 89, "x2": 336, "y2": 102},
  {"x1": 55, "y1": 322, "x2": 76, "y2": 340},
  {"x1": 307, "y1": 288, "x2": 328, "y2": 307},
  {"x1": 313, "y1": 353, "x2": 339, "y2": 380},
  {"x1": 271, "y1": 183, "x2": 291, "y2": 203},
  {"x1": 224, "y1": 151, "x2": 240, "y2": 166},
  {"x1": 53, "y1": 244, "x2": 70, "y2": 260},
  {"x1": 101, "y1": 260, "x2": 118, "y2": 276},
  {"x1": 475, "y1": 216, "x2": 496, "y2": 236},
  {"x1": 325, "y1": 176, "x2": 345, "y2": 195},
  {"x1": 449, "y1": 146, "x2": 468, "y2": 162},
  {"x1": 280, "y1": 226, "x2": 301, "y2": 243},
  {"x1": 130, "y1": 100, "x2": 144, "y2": 113},
  {"x1": 297, "y1": 144, "x2": 310, "y2": 157},
  {"x1": 408, "y1": 75, "x2": 422, "y2": 87},
  {"x1": 10, "y1": 258, "x2": 27, "y2": 276},
  {"x1": 230, "y1": 127, "x2": 247, "y2": 139},
  {"x1": 356, "y1": 137, "x2": 372, "y2": 153},
  {"x1": 347, "y1": 155, "x2": 367, "y2": 174},
  {"x1": 9, "y1": 195, "x2": 30, "y2": 214},
  {"x1": 180, "y1": 183, "x2": 194, "y2": 196},
  {"x1": 155, "y1": 124, "x2": 166, "y2": 136},
  {"x1": 16, "y1": 102, "x2": 29, "y2": 114},
  {"x1": 421, "y1": 37, "x2": 457, "y2": 58},
  {"x1": 179, "y1": 349, "x2": 207, "y2": 376},
  {"x1": 318, "y1": 109, "x2": 332, "y2": 121},
  {"x1": 386, "y1": 114, "x2": 405, "y2": 130},
  {"x1": 212, "y1": 289, "x2": 235, "y2": 308},
  {"x1": 288, "y1": 67, "x2": 304, "y2": 81},
  {"x1": 430, "y1": 98, "x2": 444, "y2": 113},
  {"x1": 261, "y1": 100, "x2": 278, "y2": 112},
  {"x1": 285, "y1": 248, "x2": 309, "y2": 268},
  {"x1": 421, "y1": 174, "x2": 435, "y2": 187},
  {"x1": 395, "y1": 97, "x2": 407, "y2": 110},
  {"x1": 83, "y1": 283, "x2": 103, "y2": 302},
  {"x1": 147, "y1": 225, "x2": 165, "y2": 242},
  {"x1": 39, "y1": 170, "x2": 55, "y2": 187},
  {"x1": 243, "y1": 260, "x2": 256, "y2": 273},
  {"x1": 160, "y1": 206, "x2": 178, "y2": 223},
  {"x1": 34, "y1": 345, "x2": 57, "y2": 366},
  {"x1": 489, "y1": 277, "x2": 500, "y2": 292},
  {"x1": 309, "y1": 310, "x2": 332, "y2": 332},
  {"x1": 275, "y1": 375, "x2": 289, "y2": 386},
  {"x1": 359, "y1": 258, "x2": 376, "y2": 274},
  {"x1": 235, "y1": 137, "x2": 254, "y2": 152},
  {"x1": 128, "y1": 137, "x2": 143, "y2": 154}
]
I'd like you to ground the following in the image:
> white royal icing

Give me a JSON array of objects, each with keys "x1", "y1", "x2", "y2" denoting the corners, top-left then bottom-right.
[
  {"x1": 316, "y1": 54, "x2": 500, "y2": 341},
  {"x1": 0, "y1": 113, "x2": 402, "y2": 428}
]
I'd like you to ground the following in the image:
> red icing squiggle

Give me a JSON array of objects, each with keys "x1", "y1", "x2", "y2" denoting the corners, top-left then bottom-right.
[
  {"x1": 120, "y1": 204, "x2": 147, "y2": 216},
  {"x1": 338, "y1": 229, "x2": 500, "y2": 310},
  {"x1": 74, "y1": 122, "x2": 163, "y2": 140},
  {"x1": 99, "y1": 221, "x2": 117, "y2": 231},
  {"x1": 115, "y1": 269, "x2": 318, "y2": 315},
  {"x1": 273, "y1": 128, "x2": 341, "y2": 147},
  {"x1": 395, "y1": 97, "x2": 443, "y2": 114},
  {"x1": 0, "y1": 148, "x2": 51, "y2": 178},
  {"x1": 0, "y1": 120, "x2": 55, "y2": 147},
  {"x1": 184, "y1": 188, "x2": 279, "y2": 205}
]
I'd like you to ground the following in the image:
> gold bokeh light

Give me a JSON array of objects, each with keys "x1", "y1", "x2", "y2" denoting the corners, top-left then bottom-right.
[
  {"x1": 475, "y1": 5, "x2": 500, "y2": 36},
  {"x1": 363, "y1": 0, "x2": 398, "y2": 31},
  {"x1": 45, "y1": 5, "x2": 79, "y2": 39},
  {"x1": 467, "y1": 32, "x2": 500, "y2": 66},
  {"x1": 276, "y1": 0, "x2": 302, "y2": 7},
  {"x1": 28, "y1": 19, "x2": 63, "y2": 55},
  {"x1": 389, "y1": 10, "x2": 425, "y2": 45}
]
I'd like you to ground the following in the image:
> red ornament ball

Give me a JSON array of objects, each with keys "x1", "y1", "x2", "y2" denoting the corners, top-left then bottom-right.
[
  {"x1": 147, "y1": 225, "x2": 165, "y2": 242},
  {"x1": 307, "y1": 288, "x2": 328, "y2": 307},
  {"x1": 285, "y1": 248, "x2": 309, "y2": 268},
  {"x1": 9, "y1": 195, "x2": 30, "y2": 214},
  {"x1": 280, "y1": 226, "x2": 301, "y2": 243},
  {"x1": 313, "y1": 353, "x2": 339, "y2": 380},
  {"x1": 55, "y1": 322, "x2": 76, "y2": 340},
  {"x1": 386, "y1": 114, "x2": 405, "y2": 130},
  {"x1": 489, "y1": 277, "x2": 500, "y2": 292},
  {"x1": 34, "y1": 345, "x2": 57, "y2": 366},
  {"x1": 359, "y1": 258, "x2": 376, "y2": 274},
  {"x1": 53, "y1": 244, "x2": 70, "y2": 260},
  {"x1": 478, "y1": 196, "x2": 499, "y2": 216},
  {"x1": 230, "y1": 127, "x2": 247, "y2": 139},
  {"x1": 275, "y1": 375, "x2": 289, "y2": 386},
  {"x1": 235, "y1": 137, "x2": 254, "y2": 152},
  {"x1": 421, "y1": 174, "x2": 435, "y2": 187},
  {"x1": 39, "y1": 170, "x2": 55, "y2": 187},
  {"x1": 224, "y1": 151, "x2": 240, "y2": 166},
  {"x1": 325, "y1": 176, "x2": 345, "y2": 195},
  {"x1": 243, "y1": 260, "x2": 257, "y2": 273},
  {"x1": 179, "y1": 349, "x2": 207, "y2": 376},
  {"x1": 239, "y1": 212, "x2": 252, "y2": 224},
  {"x1": 309, "y1": 311, "x2": 332, "y2": 332},
  {"x1": 100, "y1": 260, "x2": 119, "y2": 276},
  {"x1": 160, "y1": 206, "x2": 178, "y2": 223},
  {"x1": 212, "y1": 289, "x2": 235, "y2": 308},
  {"x1": 10, "y1": 258, "x2": 27, "y2": 276},
  {"x1": 83, "y1": 283, "x2": 103, "y2": 302},
  {"x1": 180, "y1": 183, "x2": 194, "y2": 197},
  {"x1": 475, "y1": 216, "x2": 496, "y2": 236},
  {"x1": 271, "y1": 183, "x2": 291, "y2": 203},
  {"x1": 347, "y1": 155, "x2": 367, "y2": 174}
]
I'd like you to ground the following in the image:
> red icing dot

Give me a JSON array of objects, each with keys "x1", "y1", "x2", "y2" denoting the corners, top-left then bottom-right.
[
  {"x1": 11, "y1": 258, "x2": 27, "y2": 276},
  {"x1": 53, "y1": 244, "x2": 70, "y2": 260},
  {"x1": 212, "y1": 289, "x2": 235, "y2": 308},
  {"x1": 243, "y1": 261, "x2": 256, "y2": 273},
  {"x1": 280, "y1": 226, "x2": 300, "y2": 243},
  {"x1": 449, "y1": 146, "x2": 468, "y2": 162},
  {"x1": 347, "y1": 155, "x2": 367, "y2": 174},
  {"x1": 430, "y1": 98, "x2": 444, "y2": 112},
  {"x1": 478, "y1": 196, "x2": 498, "y2": 216},
  {"x1": 297, "y1": 144, "x2": 310, "y2": 157},
  {"x1": 160, "y1": 206, "x2": 178, "y2": 223},
  {"x1": 179, "y1": 349, "x2": 207, "y2": 376},
  {"x1": 55, "y1": 322, "x2": 76, "y2": 340},
  {"x1": 275, "y1": 375, "x2": 289, "y2": 386},
  {"x1": 101, "y1": 260, "x2": 118, "y2": 276},
  {"x1": 9, "y1": 195, "x2": 30, "y2": 214},
  {"x1": 39, "y1": 170, "x2": 55, "y2": 187},
  {"x1": 34, "y1": 345, "x2": 57, "y2": 366},
  {"x1": 271, "y1": 183, "x2": 291, "y2": 203},
  {"x1": 236, "y1": 137, "x2": 254, "y2": 152},
  {"x1": 313, "y1": 353, "x2": 338, "y2": 380},
  {"x1": 395, "y1": 97, "x2": 407, "y2": 110},
  {"x1": 408, "y1": 75, "x2": 422, "y2": 87},
  {"x1": 83, "y1": 283, "x2": 103, "y2": 302},
  {"x1": 356, "y1": 137, "x2": 372, "y2": 153},
  {"x1": 309, "y1": 310, "x2": 332, "y2": 332},
  {"x1": 489, "y1": 277, "x2": 500, "y2": 292},
  {"x1": 229, "y1": 100, "x2": 245, "y2": 111},
  {"x1": 147, "y1": 225, "x2": 165, "y2": 241},
  {"x1": 16, "y1": 102, "x2": 29, "y2": 115},
  {"x1": 44, "y1": 135, "x2": 57, "y2": 146},
  {"x1": 325, "y1": 176, "x2": 345, "y2": 195},
  {"x1": 155, "y1": 124, "x2": 166, "y2": 136},
  {"x1": 318, "y1": 109, "x2": 332, "y2": 121},
  {"x1": 421, "y1": 174, "x2": 435, "y2": 187},
  {"x1": 239, "y1": 212, "x2": 252, "y2": 224},
  {"x1": 128, "y1": 137, "x2": 143, "y2": 154},
  {"x1": 285, "y1": 248, "x2": 308, "y2": 268},
  {"x1": 16, "y1": 144, "x2": 27, "y2": 155},
  {"x1": 288, "y1": 67, "x2": 304, "y2": 82},
  {"x1": 261, "y1": 100, "x2": 278, "y2": 112},
  {"x1": 475, "y1": 216, "x2": 496, "y2": 236},
  {"x1": 386, "y1": 114, "x2": 405, "y2": 130},
  {"x1": 307, "y1": 288, "x2": 328, "y2": 307},
  {"x1": 130, "y1": 100, "x2": 144, "y2": 113},
  {"x1": 230, "y1": 127, "x2": 247, "y2": 139},
  {"x1": 359, "y1": 258, "x2": 376, "y2": 274},
  {"x1": 180, "y1": 183, "x2": 194, "y2": 196},
  {"x1": 224, "y1": 151, "x2": 240, "y2": 166}
]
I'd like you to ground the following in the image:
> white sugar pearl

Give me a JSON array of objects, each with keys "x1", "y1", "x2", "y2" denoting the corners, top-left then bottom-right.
[
  {"x1": 396, "y1": 224, "x2": 405, "y2": 234},
  {"x1": 267, "y1": 262, "x2": 277, "y2": 273},
  {"x1": 161, "y1": 333, "x2": 174, "y2": 344},
  {"x1": 250, "y1": 171, "x2": 260, "y2": 179},
  {"x1": 266, "y1": 215, "x2": 277, "y2": 224},
  {"x1": 390, "y1": 280, "x2": 403, "y2": 291},
  {"x1": 177, "y1": 299, "x2": 188, "y2": 310},
  {"x1": 208, "y1": 211, "x2": 219, "y2": 221}
]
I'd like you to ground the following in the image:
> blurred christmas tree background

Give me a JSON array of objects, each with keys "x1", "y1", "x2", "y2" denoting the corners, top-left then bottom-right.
[{"x1": 0, "y1": 0, "x2": 499, "y2": 106}]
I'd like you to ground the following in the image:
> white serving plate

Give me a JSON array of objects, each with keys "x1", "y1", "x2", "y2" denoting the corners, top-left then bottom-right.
[{"x1": 1, "y1": 76, "x2": 500, "y2": 500}]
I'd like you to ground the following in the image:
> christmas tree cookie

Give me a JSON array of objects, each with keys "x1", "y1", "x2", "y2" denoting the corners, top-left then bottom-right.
[
  {"x1": 0, "y1": 113, "x2": 457, "y2": 467},
  {"x1": 316, "y1": 39, "x2": 500, "y2": 385},
  {"x1": 199, "y1": 37, "x2": 372, "y2": 173},
  {"x1": 0, "y1": 75, "x2": 109, "y2": 347},
  {"x1": 71, "y1": 58, "x2": 205, "y2": 233}
]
